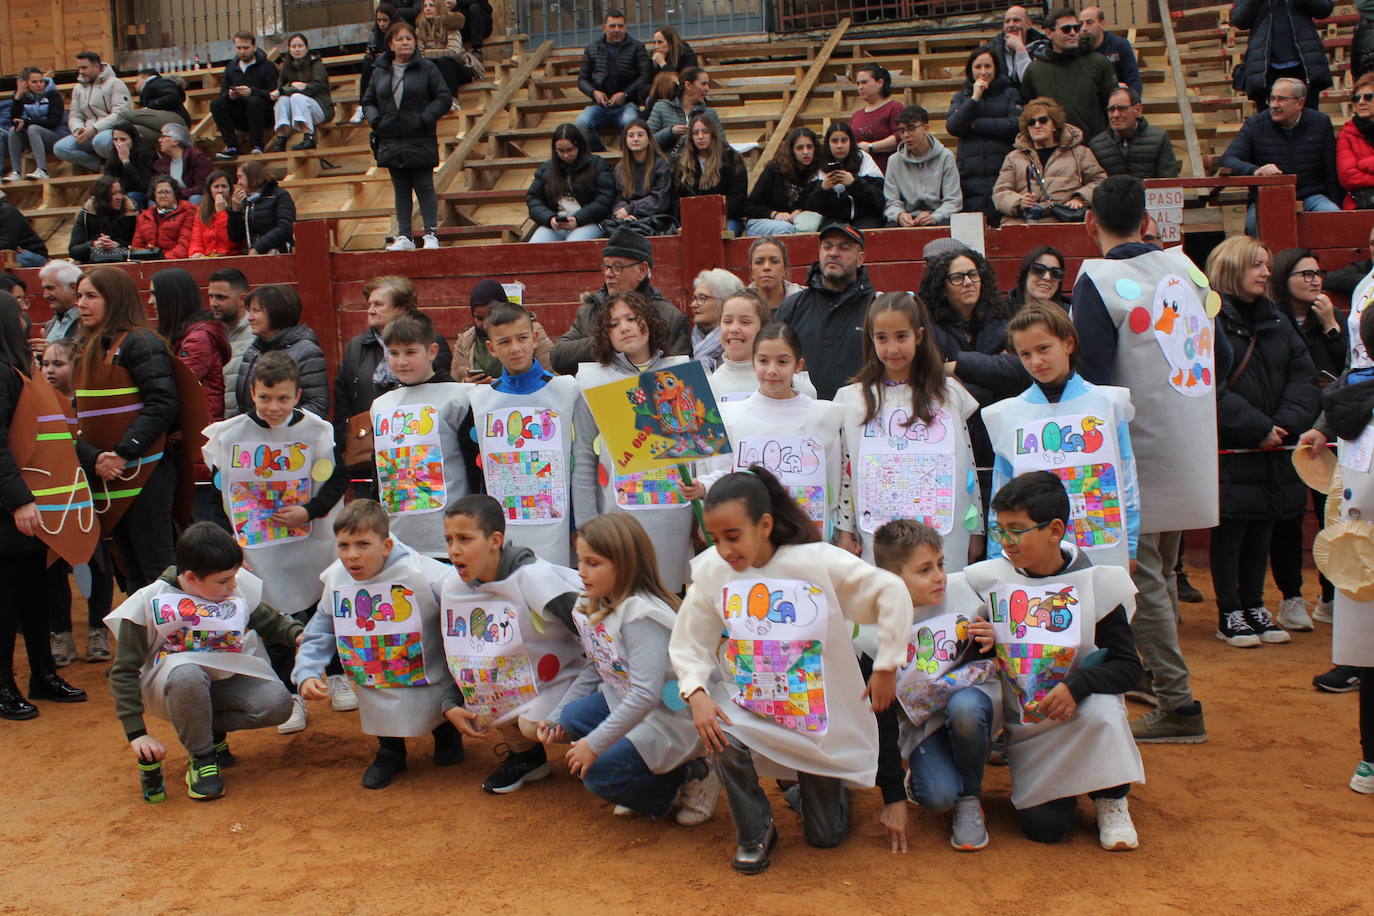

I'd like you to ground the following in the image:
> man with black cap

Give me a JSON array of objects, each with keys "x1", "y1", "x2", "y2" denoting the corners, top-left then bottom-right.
[
  {"x1": 550, "y1": 226, "x2": 691, "y2": 375},
  {"x1": 774, "y1": 221, "x2": 876, "y2": 400}
]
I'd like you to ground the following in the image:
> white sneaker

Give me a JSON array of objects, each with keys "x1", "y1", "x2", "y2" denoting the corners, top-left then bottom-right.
[
  {"x1": 611, "y1": 804, "x2": 635, "y2": 816},
  {"x1": 422, "y1": 232, "x2": 440, "y2": 250},
  {"x1": 278, "y1": 694, "x2": 308, "y2": 734},
  {"x1": 450, "y1": 98, "x2": 463, "y2": 112},
  {"x1": 328, "y1": 674, "x2": 359, "y2": 711},
  {"x1": 1, "y1": 171, "x2": 18, "y2": 181},
  {"x1": 674, "y1": 759, "x2": 721, "y2": 826},
  {"x1": 386, "y1": 235, "x2": 416, "y2": 251},
  {"x1": 349, "y1": 107, "x2": 366, "y2": 123},
  {"x1": 1278, "y1": 596, "x2": 1314, "y2": 631},
  {"x1": 1313, "y1": 599, "x2": 1334, "y2": 624},
  {"x1": 1094, "y1": 796, "x2": 1138, "y2": 851},
  {"x1": 1352, "y1": 761, "x2": 1374, "y2": 794},
  {"x1": 25, "y1": 169, "x2": 48, "y2": 180}
]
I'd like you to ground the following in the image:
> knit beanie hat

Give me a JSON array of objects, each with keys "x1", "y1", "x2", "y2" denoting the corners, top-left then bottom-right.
[
  {"x1": 602, "y1": 226, "x2": 654, "y2": 265},
  {"x1": 469, "y1": 277, "x2": 510, "y2": 309}
]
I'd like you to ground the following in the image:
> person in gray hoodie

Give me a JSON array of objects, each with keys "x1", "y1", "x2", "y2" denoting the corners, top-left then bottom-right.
[
  {"x1": 883, "y1": 105, "x2": 962, "y2": 226},
  {"x1": 53, "y1": 52, "x2": 131, "y2": 172}
]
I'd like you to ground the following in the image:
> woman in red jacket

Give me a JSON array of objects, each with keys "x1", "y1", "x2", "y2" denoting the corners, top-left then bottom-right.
[
  {"x1": 1338, "y1": 72, "x2": 1374, "y2": 209},
  {"x1": 130, "y1": 176, "x2": 196, "y2": 259},
  {"x1": 187, "y1": 170, "x2": 244, "y2": 258},
  {"x1": 152, "y1": 267, "x2": 229, "y2": 422}
]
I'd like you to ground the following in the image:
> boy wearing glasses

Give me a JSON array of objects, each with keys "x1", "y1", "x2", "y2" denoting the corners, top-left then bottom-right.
[
  {"x1": 965, "y1": 471, "x2": 1144, "y2": 850},
  {"x1": 1019, "y1": 7, "x2": 1117, "y2": 138}
]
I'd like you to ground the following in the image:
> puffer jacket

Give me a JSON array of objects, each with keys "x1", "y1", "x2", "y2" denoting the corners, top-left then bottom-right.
[
  {"x1": 526, "y1": 151, "x2": 617, "y2": 228},
  {"x1": 578, "y1": 34, "x2": 651, "y2": 103},
  {"x1": 173, "y1": 318, "x2": 230, "y2": 423},
  {"x1": 362, "y1": 52, "x2": 452, "y2": 170},
  {"x1": 1336, "y1": 118, "x2": 1374, "y2": 206},
  {"x1": 139, "y1": 74, "x2": 191, "y2": 126},
  {"x1": 773, "y1": 264, "x2": 877, "y2": 400},
  {"x1": 74, "y1": 327, "x2": 180, "y2": 466},
  {"x1": 1216, "y1": 293, "x2": 1320, "y2": 519},
  {"x1": 130, "y1": 200, "x2": 196, "y2": 259},
  {"x1": 801, "y1": 149, "x2": 885, "y2": 228},
  {"x1": 1087, "y1": 117, "x2": 1181, "y2": 180},
  {"x1": 12, "y1": 78, "x2": 65, "y2": 132},
  {"x1": 235, "y1": 324, "x2": 329, "y2": 420},
  {"x1": 646, "y1": 98, "x2": 726, "y2": 156},
  {"x1": 68, "y1": 62, "x2": 131, "y2": 133},
  {"x1": 226, "y1": 178, "x2": 295, "y2": 254},
  {"x1": 68, "y1": 195, "x2": 138, "y2": 262},
  {"x1": 187, "y1": 209, "x2": 243, "y2": 257},
  {"x1": 277, "y1": 52, "x2": 335, "y2": 125},
  {"x1": 1231, "y1": 0, "x2": 1334, "y2": 101},
  {"x1": 1220, "y1": 108, "x2": 1340, "y2": 202},
  {"x1": 946, "y1": 75, "x2": 1021, "y2": 216},
  {"x1": 992, "y1": 123, "x2": 1106, "y2": 221}
]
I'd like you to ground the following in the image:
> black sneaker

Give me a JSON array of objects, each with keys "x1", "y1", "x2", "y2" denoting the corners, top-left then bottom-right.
[
  {"x1": 1244, "y1": 607, "x2": 1290, "y2": 644},
  {"x1": 185, "y1": 755, "x2": 225, "y2": 800},
  {"x1": 1217, "y1": 609, "x2": 1261, "y2": 648},
  {"x1": 1177, "y1": 571, "x2": 1204, "y2": 603},
  {"x1": 362, "y1": 749, "x2": 407, "y2": 789},
  {"x1": 481, "y1": 743, "x2": 551, "y2": 794},
  {"x1": 268, "y1": 135, "x2": 288, "y2": 152},
  {"x1": 214, "y1": 733, "x2": 237, "y2": 768},
  {"x1": 433, "y1": 728, "x2": 465, "y2": 767},
  {"x1": 214, "y1": 148, "x2": 239, "y2": 161},
  {"x1": 1314, "y1": 665, "x2": 1362, "y2": 693}
]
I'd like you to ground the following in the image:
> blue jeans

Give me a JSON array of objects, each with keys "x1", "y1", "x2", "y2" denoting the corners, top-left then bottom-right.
[
  {"x1": 905, "y1": 686, "x2": 994, "y2": 811},
  {"x1": 53, "y1": 130, "x2": 114, "y2": 171},
  {"x1": 1245, "y1": 192, "x2": 1341, "y2": 236},
  {"x1": 560, "y1": 690, "x2": 689, "y2": 817},
  {"x1": 575, "y1": 102, "x2": 640, "y2": 150},
  {"x1": 15, "y1": 249, "x2": 45, "y2": 268},
  {"x1": 530, "y1": 223, "x2": 605, "y2": 243},
  {"x1": 745, "y1": 218, "x2": 798, "y2": 236}
]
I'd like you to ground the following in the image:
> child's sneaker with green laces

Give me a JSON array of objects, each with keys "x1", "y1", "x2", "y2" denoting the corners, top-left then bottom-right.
[
  {"x1": 1351, "y1": 761, "x2": 1374, "y2": 795},
  {"x1": 214, "y1": 734, "x2": 236, "y2": 768},
  {"x1": 186, "y1": 755, "x2": 225, "y2": 800}
]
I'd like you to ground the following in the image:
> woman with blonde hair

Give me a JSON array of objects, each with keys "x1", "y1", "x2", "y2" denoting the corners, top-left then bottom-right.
[
  {"x1": 992, "y1": 96, "x2": 1105, "y2": 223},
  {"x1": 672, "y1": 113, "x2": 747, "y2": 235}
]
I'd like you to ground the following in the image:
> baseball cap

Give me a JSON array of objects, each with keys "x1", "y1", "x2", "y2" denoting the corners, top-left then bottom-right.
[{"x1": 818, "y1": 221, "x2": 865, "y2": 249}]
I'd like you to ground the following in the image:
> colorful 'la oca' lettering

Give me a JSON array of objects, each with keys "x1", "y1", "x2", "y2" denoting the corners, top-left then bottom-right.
[
  {"x1": 375, "y1": 405, "x2": 438, "y2": 443},
  {"x1": 229, "y1": 441, "x2": 308, "y2": 479},
  {"x1": 152, "y1": 596, "x2": 240, "y2": 626},
  {"x1": 1014, "y1": 417, "x2": 1106, "y2": 464},
  {"x1": 988, "y1": 586, "x2": 1077, "y2": 639},
  {"x1": 723, "y1": 580, "x2": 823, "y2": 636},
  {"x1": 735, "y1": 436, "x2": 823, "y2": 477},
  {"x1": 483, "y1": 407, "x2": 560, "y2": 447},
  {"x1": 863, "y1": 406, "x2": 949, "y2": 450},
  {"x1": 333, "y1": 585, "x2": 416, "y2": 631},
  {"x1": 907, "y1": 614, "x2": 973, "y2": 674},
  {"x1": 446, "y1": 604, "x2": 518, "y2": 649}
]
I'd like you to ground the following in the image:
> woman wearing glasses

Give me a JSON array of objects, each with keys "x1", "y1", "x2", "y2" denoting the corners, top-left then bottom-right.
[
  {"x1": 1337, "y1": 73, "x2": 1374, "y2": 208},
  {"x1": 1008, "y1": 246, "x2": 1071, "y2": 312},
  {"x1": 992, "y1": 97, "x2": 1105, "y2": 225},
  {"x1": 688, "y1": 268, "x2": 743, "y2": 372}
]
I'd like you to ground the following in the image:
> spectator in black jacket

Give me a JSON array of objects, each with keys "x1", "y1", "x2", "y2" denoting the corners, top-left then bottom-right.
[
  {"x1": 1007, "y1": 245, "x2": 1072, "y2": 312},
  {"x1": 1088, "y1": 88, "x2": 1180, "y2": 180},
  {"x1": 210, "y1": 32, "x2": 278, "y2": 160},
  {"x1": 745, "y1": 126, "x2": 820, "y2": 236},
  {"x1": 353, "y1": 3, "x2": 401, "y2": 123},
  {"x1": 649, "y1": 25, "x2": 697, "y2": 80},
  {"x1": 947, "y1": 46, "x2": 1022, "y2": 221},
  {"x1": 1220, "y1": 76, "x2": 1340, "y2": 235},
  {"x1": 987, "y1": 5, "x2": 1047, "y2": 87},
  {"x1": 125, "y1": 68, "x2": 191, "y2": 142},
  {"x1": 672, "y1": 113, "x2": 747, "y2": 234},
  {"x1": 235, "y1": 284, "x2": 329, "y2": 419},
  {"x1": 227, "y1": 160, "x2": 296, "y2": 254},
  {"x1": 1231, "y1": 0, "x2": 1333, "y2": 109},
  {"x1": 0, "y1": 196, "x2": 46, "y2": 267},
  {"x1": 611, "y1": 120, "x2": 674, "y2": 225},
  {"x1": 102, "y1": 124, "x2": 155, "y2": 210},
  {"x1": 1079, "y1": 6, "x2": 1142, "y2": 96},
  {"x1": 455, "y1": 0, "x2": 494, "y2": 53},
  {"x1": 575, "y1": 10, "x2": 651, "y2": 151},
  {"x1": 1326, "y1": 222, "x2": 1374, "y2": 295},
  {"x1": 68, "y1": 174, "x2": 137, "y2": 262},
  {"x1": 4, "y1": 68, "x2": 66, "y2": 182},
  {"x1": 803, "y1": 121, "x2": 886, "y2": 230},
  {"x1": 527, "y1": 123, "x2": 616, "y2": 242}
]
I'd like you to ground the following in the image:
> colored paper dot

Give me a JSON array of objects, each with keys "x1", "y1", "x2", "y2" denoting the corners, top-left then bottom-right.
[
  {"x1": 1204, "y1": 290, "x2": 1222, "y2": 318},
  {"x1": 662, "y1": 681, "x2": 686, "y2": 710},
  {"x1": 474, "y1": 453, "x2": 483, "y2": 469},
  {"x1": 597, "y1": 463, "x2": 609, "y2": 487},
  {"x1": 963, "y1": 505, "x2": 981, "y2": 532},
  {"x1": 74, "y1": 564, "x2": 93, "y2": 599},
  {"x1": 469, "y1": 426, "x2": 478, "y2": 442},
  {"x1": 1128, "y1": 307, "x2": 1151, "y2": 334},
  {"x1": 537, "y1": 654, "x2": 560, "y2": 682},
  {"x1": 966, "y1": 469, "x2": 977, "y2": 492},
  {"x1": 851, "y1": 622, "x2": 860, "y2": 640},
  {"x1": 1346, "y1": 488, "x2": 1354, "y2": 501},
  {"x1": 212, "y1": 470, "x2": 222, "y2": 490},
  {"x1": 310, "y1": 458, "x2": 334, "y2": 482},
  {"x1": 1115, "y1": 278, "x2": 1142, "y2": 301},
  {"x1": 1188, "y1": 266, "x2": 1208, "y2": 287},
  {"x1": 593, "y1": 434, "x2": 603, "y2": 456}
]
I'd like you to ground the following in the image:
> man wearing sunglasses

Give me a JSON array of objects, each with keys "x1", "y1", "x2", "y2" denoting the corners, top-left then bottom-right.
[
  {"x1": 1019, "y1": 7, "x2": 1117, "y2": 139},
  {"x1": 1219, "y1": 76, "x2": 1340, "y2": 236},
  {"x1": 1087, "y1": 87, "x2": 1180, "y2": 180}
]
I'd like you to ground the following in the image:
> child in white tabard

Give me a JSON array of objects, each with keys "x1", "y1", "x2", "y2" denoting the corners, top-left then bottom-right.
[
  {"x1": 670, "y1": 467, "x2": 912, "y2": 874},
  {"x1": 437, "y1": 494, "x2": 586, "y2": 794},
  {"x1": 538, "y1": 513, "x2": 717, "y2": 824},
  {"x1": 965, "y1": 471, "x2": 1145, "y2": 850},
  {"x1": 294, "y1": 500, "x2": 464, "y2": 789},
  {"x1": 370, "y1": 311, "x2": 473, "y2": 559},
  {"x1": 468, "y1": 303, "x2": 581, "y2": 567},
  {"x1": 708, "y1": 288, "x2": 816, "y2": 404},
  {"x1": 200, "y1": 350, "x2": 350, "y2": 735},
  {"x1": 106, "y1": 523, "x2": 300, "y2": 801}
]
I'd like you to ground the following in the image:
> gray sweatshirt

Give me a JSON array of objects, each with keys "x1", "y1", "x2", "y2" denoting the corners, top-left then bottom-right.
[{"x1": 882, "y1": 136, "x2": 963, "y2": 225}]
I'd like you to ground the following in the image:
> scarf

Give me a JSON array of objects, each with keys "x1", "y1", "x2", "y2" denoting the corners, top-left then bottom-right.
[
  {"x1": 370, "y1": 329, "x2": 399, "y2": 390},
  {"x1": 1355, "y1": 115, "x2": 1374, "y2": 145},
  {"x1": 691, "y1": 324, "x2": 722, "y2": 372}
]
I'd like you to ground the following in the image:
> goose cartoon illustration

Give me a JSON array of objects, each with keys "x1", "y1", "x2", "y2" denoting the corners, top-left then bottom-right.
[
  {"x1": 1079, "y1": 416, "x2": 1105, "y2": 453},
  {"x1": 1154, "y1": 301, "x2": 1179, "y2": 335},
  {"x1": 389, "y1": 585, "x2": 414, "y2": 622}
]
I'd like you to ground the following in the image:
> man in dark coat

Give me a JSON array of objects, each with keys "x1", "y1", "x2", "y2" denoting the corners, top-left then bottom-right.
[
  {"x1": 574, "y1": 9, "x2": 651, "y2": 150},
  {"x1": 774, "y1": 222, "x2": 877, "y2": 400},
  {"x1": 125, "y1": 69, "x2": 192, "y2": 142},
  {"x1": 1088, "y1": 88, "x2": 1180, "y2": 179},
  {"x1": 1231, "y1": 0, "x2": 1334, "y2": 108},
  {"x1": 0, "y1": 196, "x2": 47, "y2": 268},
  {"x1": 1079, "y1": 6, "x2": 1143, "y2": 96},
  {"x1": 987, "y1": 5, "x2": 1048, "y2": 87},
  {"x1": 1326, "y1": 222, "x2": 1374, "y2": 296},
  {"x1": 210, "y1": 32, "x2": 277, "y2": 159},
  {"x1": 1020, "y1": 7, "x2": 1118, "y2": 138}
]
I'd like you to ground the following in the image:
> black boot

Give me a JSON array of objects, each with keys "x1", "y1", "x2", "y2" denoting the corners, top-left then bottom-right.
[
  {"x1": 291, "y1": 133, "x2": 316, "y2": 150},
  {"x1": 0, "y1": 676, "x2": 38, "y2": 720},
  {"x1": 362, "y1": 738, "x2": 407, "y2": 789},
  {"x1": 28, "y1": 667, "x2": 87, "y2": 702},
  {"x1": 432, "y1": 720, "x2": 465, "y2": 766},
  {"x1": 269, "y1": 135, "x2": 289, "y2": 153}
]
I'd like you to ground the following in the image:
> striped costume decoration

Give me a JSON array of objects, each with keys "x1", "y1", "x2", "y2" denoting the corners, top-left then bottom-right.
[{"x1": 74, "y1": 349, "x2": 166, "y2": 535}]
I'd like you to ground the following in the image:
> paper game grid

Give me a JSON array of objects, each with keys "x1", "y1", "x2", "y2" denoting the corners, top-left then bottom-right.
[
  {"x1": 376, "y1": 445, "x2": 446, "y2": 514},
  {"x1": 896, "y1": 660, "x2": 997, "y2": 728},
  {"x1": 229, "y1": 479, "x2": 311, "y2": 547},
  {"x1": 154, "y1": 629, "x2": 243, "y2": 663},
  {"x1": 1055, "y1": 463, "x2": 1123, "y2": 548},
  {"x1": 725, "y1": 638, "x2": 827, "y2": 733},
  {"x1": 613, "y1": 466, "x2": 686, "y2": 508},
  {"x1": 858, "y1": 452, "x2": 955, "y2": 534},
  {"x1": 484, "y1": 449, "x2": 567, "y2": 522},
  {"x1": 337, "y1": 633, "x2": 428, "y2": 688},
  {"x1": 448, "y1": 652, "x2": 538, "y2": 721},
  {"x1": 996, "y1": 643, "x2": 1076, "y2": 722}
]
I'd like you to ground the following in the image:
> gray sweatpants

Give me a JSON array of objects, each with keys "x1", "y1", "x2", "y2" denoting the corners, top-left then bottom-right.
[
  {"x1": 163, "y1": 665, "x2": 293, "y2": 757},
  {"x1": 1132, "y1": 530, "x2": 1193, "y2": 711},
  {"x1": 715, "y1": 733, "x2": 850, "y2": 849}
]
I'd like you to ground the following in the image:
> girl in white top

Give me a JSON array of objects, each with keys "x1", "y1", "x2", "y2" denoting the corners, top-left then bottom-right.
[
  {"x1": 572, "y1": 290, "x2": 696, "y2": 592},
  {"x1": 709, "y1": 288, "x2": 815, "y2": 404},
  {"x1": 835, "y1": 292, "x2": 983, "y2": 567},
  {"x1": 539, "y1": 513, "x2": 716, "y2": 824},
  {"x1": 670, "y1": 467, "x2": 911, "y2": 874},
  {"x1": 692, "y1": 323, "x2": 843, "y2": 540}
]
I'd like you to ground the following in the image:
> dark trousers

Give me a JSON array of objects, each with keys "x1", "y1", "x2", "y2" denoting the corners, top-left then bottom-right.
[
  {"x1": 389, "y1": 166, "x2": 439, "y2": 236},
  {"x1": 0, "y1": 550, "x2": 53, "y2": 679},
  {"x1": 110, "y1": 459, "x2": 177, "y2": 593},
  {"x1": 378, "y1": 721, "x2": 463, "y2": 755},
  {"x1": 430, "y1": 56, "x2": 471, "y2": 97},
  {"x1": 1362, "y1": 670, "x2": 1374, "y2": 762},
  {"x1": 1018, "y1": 783, "x2": 1130, "y2": 843},
  {"x1": 46, "y1": 546, "x2": 115, "y2": 633},
  {"x1": 1210, "y1": 517, "x2": 1275, "y2": 612},
  {"x1": 1269, "y1": 492, "x2": 1334, "y2": 602},
  {"x1": 210, "y1": 94, "x2": 273, "y2": 151},
  {"x1": 192, "y1": 482, "x2": 232, "y2": 534},
  {"x1": 715, "y1": 733, "x2": 850, "y2": 848},
  {"x1": 268, "y1": 607, "x2": 341, "y2": 693},
  {"x1": 459, "y1": 1, "x2": 492, "y2": 48}
]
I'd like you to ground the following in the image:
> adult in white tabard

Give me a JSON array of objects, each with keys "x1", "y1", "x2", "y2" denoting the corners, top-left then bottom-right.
[{"x1": 1071, "y1": 175, "x2": 1228, "y2": 744}]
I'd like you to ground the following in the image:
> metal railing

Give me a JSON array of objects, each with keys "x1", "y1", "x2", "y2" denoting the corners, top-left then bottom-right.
[{"x1": 514, "y1": 0, "x2": 767, "y2": 51}]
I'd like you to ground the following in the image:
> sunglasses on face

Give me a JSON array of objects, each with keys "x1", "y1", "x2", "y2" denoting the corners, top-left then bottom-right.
[
  {"x1": 1027, "y1": 115, "x2": 1053, "y2": 127},
  {"x1": 1353, "y1": 92, "x2": 1374, "y2": 104},
  {"x1": 1029, "y1": 263, "x2": 1065, "y2": 280},
  {"x1": 1058, "y1": 22, "x2": 1081, "y2": 33},
  {"x1": 988, "y1": 519, "x2": 1053, "y2": 546}
]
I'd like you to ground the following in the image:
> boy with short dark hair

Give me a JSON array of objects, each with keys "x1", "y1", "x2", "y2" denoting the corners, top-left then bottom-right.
[
  {"x1": 371, "y1": 311, "x2": 473, "y2": 560},
  {"x1": 468, "y1": 306, "x2": 582, "y2": 566},
  {"x1": 964, "y1": 470, "x2": 1145, "y2": 850},
  {"x1": 202, "y1": 350, "x2": 351, "y2": 734},
  {"x1": 105, "y1": 522, "x2": 302, "y2": 801},
  {"x1": 294, "y1": 499, "x2": 463, "y2": 789},
  {"x1": 437, "y1": 494, "x2": 586, "y2": 793}
]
